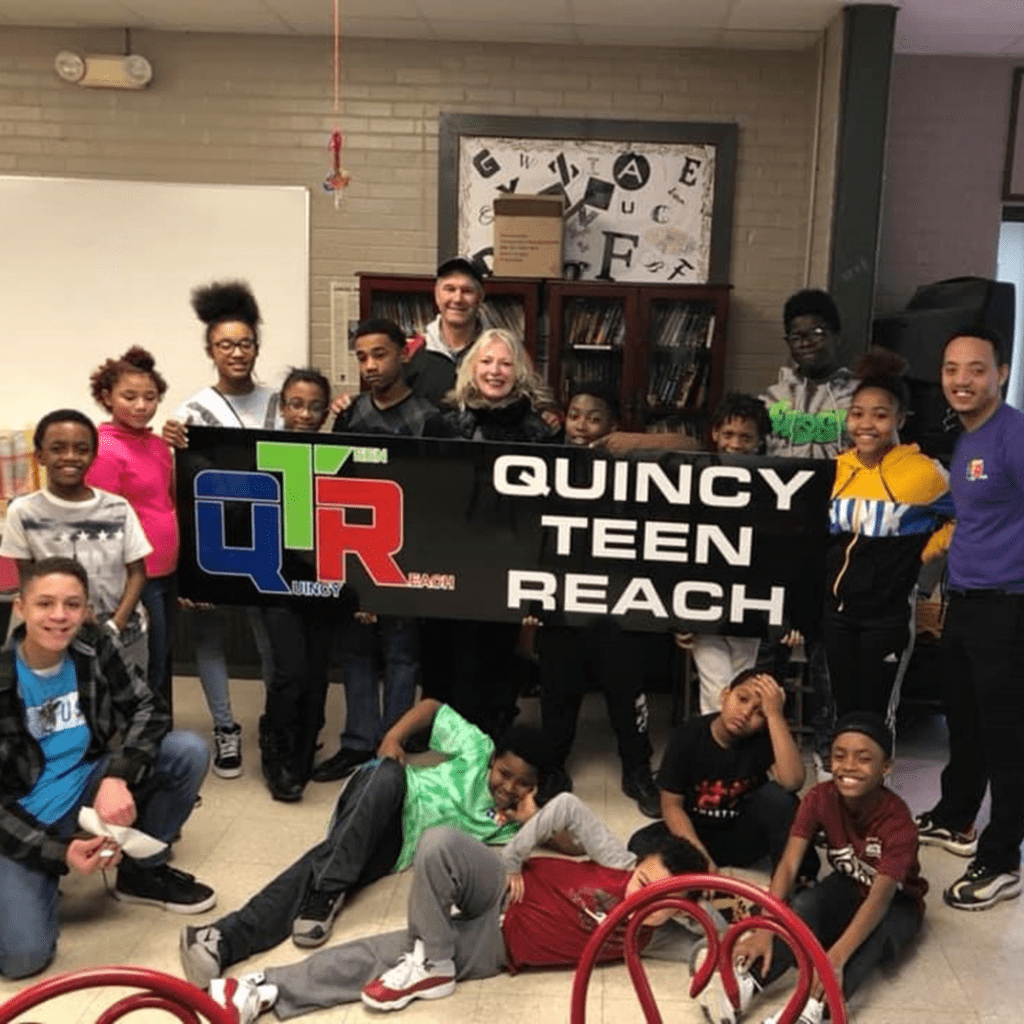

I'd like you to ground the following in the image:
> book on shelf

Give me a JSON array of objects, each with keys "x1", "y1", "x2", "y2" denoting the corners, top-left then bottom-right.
[
  {"x1": 644, "y1": 301, "x2": 718, "y2": 412},
  {"x1": 565, "y1": 300, "x2": 626, "y2": 350},
  {"x1": 370, "y1": 293, "x2": 436, "y2": 337},
  {"x1": 480, "y1": 295, "x2": 527, "y2": 338}
]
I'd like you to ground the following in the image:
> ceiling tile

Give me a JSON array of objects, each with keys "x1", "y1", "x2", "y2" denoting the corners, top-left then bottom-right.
[
  {"x1": 568, "y1": 0, "x2": 734, "y2": 27},
  {"x1": 0, "y1": 0, "x2": 147, "y2": 27},
  {"x1": 416, "y1": 0, "x2": 572, "y2": 22},
  {"x1": 727, "y1": 0, "x2": 840, "y2": 32},
  {"x1": 572, "y1": 23, "x2": 723, "y2": 47},
  {"x1": 721, "y1": 28, "x2": 820, "y2": 50},
  {"x1": 125, "y1": 0, "x2": 289, "y2": 32}
]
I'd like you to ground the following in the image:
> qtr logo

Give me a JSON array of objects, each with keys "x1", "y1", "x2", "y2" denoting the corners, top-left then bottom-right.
[{"x1": 194, "y1": 440, "x2": 406, "y2": 594}]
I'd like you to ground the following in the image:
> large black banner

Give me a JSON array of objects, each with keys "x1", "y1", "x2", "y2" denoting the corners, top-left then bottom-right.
[{"x1": 177, "y1": 428, "x2": 830, "y2": 636}]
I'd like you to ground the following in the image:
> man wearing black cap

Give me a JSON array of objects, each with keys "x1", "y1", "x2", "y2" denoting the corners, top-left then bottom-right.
[{"x1": 404, "y1": 257, "x2": 485, "y2": 405}]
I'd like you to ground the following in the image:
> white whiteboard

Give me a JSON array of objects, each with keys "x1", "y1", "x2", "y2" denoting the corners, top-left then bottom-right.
[{"x1": 0, "y1": 177, "x2": 309, "y2": 430}]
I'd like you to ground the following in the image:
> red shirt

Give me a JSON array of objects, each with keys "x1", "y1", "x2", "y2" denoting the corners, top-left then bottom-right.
[
  {"x1": 792, "y1": 783, "x2": 927, "y2": 915},
  {"x1": 501, "y1": 856, "x2": 652, "y2": 972}
]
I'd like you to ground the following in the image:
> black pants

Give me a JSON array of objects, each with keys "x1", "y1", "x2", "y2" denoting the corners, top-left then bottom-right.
[
  {"x1": 823, "y1": 605, "x2": 912, "y2": 726},
  {"x1": 216, "y1": 757, "x2": 406, "y2": 968},
  {"x1": 261, "y1": 604, "x2": 337, "y2": 750},
  {"x1": 628, "y1": 782, "x2": 815, "y2": 875},
  {"x1": 931, "y1": 591, "x2": 1024, "y2": 872},
  {"x1": 754, "y1": 873, "x2": 920, "y2": 997},
  {"x1": 419, "y1": 618, "x2": 520, "y2": 739},
  {"x1": 539, "y1": 624, "x2": 651, "y2": 771}
]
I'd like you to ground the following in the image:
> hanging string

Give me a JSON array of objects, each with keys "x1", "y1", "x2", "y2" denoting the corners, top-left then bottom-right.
[{"x1": 324, "y1": 0, "x2": 350, "y2": 207}]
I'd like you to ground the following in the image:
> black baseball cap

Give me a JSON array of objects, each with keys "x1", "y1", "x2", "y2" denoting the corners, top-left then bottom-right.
[
  {"x1": 833, "y1": 711, "x2": 893, "y2": 759},
  {"x1": 436, "y1": 255, "x2": 485, "y2": 284}
]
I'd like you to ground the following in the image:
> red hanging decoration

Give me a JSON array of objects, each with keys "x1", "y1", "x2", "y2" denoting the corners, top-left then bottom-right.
[{"x1": 322, "y1": 0, "x2": 350, "y2": 206}]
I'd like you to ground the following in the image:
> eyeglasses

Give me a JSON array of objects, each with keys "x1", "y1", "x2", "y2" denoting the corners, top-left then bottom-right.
[
  {"x1": 785, "y1": 326, "x2": 830, "y2": 345},
  {"x1": 284, "y1": 398, "x2": 326, "y2": 415},
  {"x1": 212, "y1": 339, "x2": 257, "y2": 353}
]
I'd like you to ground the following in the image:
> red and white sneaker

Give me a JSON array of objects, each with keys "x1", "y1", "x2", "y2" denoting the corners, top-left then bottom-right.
[
  {"x1": 209, "y1": 972, "x2": 278, "y2": 1023},
  {"x1": 361, "y1": 939, "x2": 456, "y2": 1011}
]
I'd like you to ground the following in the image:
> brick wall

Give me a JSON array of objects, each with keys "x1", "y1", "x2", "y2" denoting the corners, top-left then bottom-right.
[
  {"x1": 0, "y1": 26, "x2": 824, "y2": 395},
  {"x1": 876, "y1": 54, "x2": 1018, "y2": 315}
]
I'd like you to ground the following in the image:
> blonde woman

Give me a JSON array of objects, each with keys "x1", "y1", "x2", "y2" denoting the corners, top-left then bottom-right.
[{"x1": 431, "y1": 329, "x2": 558, "y2": 443}]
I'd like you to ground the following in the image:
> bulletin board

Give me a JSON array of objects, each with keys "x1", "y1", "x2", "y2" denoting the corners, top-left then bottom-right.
[
  {"x1": 0, "y1": 177, "x2": 309, "y2": 430},
  {"x1": 438, "y1": 114, "x2": 737, "y2": 284}
]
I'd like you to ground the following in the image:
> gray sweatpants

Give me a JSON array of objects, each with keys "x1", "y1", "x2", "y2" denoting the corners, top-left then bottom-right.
[{"x1": 266, "y1": 826, "x2": 508, "y2": 1019}]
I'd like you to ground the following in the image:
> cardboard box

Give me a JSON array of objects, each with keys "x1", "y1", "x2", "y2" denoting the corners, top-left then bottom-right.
[{"x1": 492, "y1": 194, "x2": 564, "y2": 278}]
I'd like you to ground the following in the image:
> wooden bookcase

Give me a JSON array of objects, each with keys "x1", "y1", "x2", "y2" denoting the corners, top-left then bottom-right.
[
  {"x1": 358, "y1": 274, "x2": 731, "y2": 432},
  {"x1": 547, "y1": 281, "x2": 731, "y2": 432}
]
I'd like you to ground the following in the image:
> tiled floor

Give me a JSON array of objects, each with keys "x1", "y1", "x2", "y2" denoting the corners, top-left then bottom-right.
[{"x1": 2, "y1": 681, "x2": 1023, "y2": 1023}]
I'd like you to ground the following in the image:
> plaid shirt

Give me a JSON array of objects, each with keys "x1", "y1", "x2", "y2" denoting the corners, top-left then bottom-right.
[{"x1": 0, "y1": 623, "x2": 170, "y2": 875}]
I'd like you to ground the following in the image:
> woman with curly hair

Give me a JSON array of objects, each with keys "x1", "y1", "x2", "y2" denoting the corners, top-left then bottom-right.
[
  {"x1": 86, "y1": 346, "x2": 174, "y2": 701},
  {"x1": 431, "y1": 328, "x2": 558, "y2": 443}
]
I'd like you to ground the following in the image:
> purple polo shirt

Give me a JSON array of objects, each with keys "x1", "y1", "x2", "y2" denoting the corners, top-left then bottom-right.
[{"x1": 948, "y1": 402, "x2": 1024, "y2": 591}]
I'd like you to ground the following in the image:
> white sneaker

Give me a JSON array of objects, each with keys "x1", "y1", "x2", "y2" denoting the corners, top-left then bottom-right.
[
  {"x1": 812, "y1": 753, "x2": 832, "y2": 784},
  {"x1": 361, "y1": 938, "x2": 456, "y2": 1011},
  {"x1": 762, "y1": 995, "x2": 824, "y2": 1024},
  {"x1": 209, "y1": 973, "x2": 278, "y2": 1023},
  {"x1": 690, "y1": 943, "x2": 757, "y2": 1024}
]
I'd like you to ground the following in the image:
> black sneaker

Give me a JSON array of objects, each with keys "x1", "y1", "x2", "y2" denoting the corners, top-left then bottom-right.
[
  {"x1": 292, "y1": 883, "x2": 345, "y2": 947},
  {"x1": 213, "y1": 723, "x2": 243, "y2": 779},
  {"x1": 115, "y1": 862, "x2": 216, "y2": 914},
  {"x1": 622, "y1": 764, "x2": 662, "y2": 819},
  {"x1": 311, "y1": 747, "x2": 373, "y2": 783},
  {"x1": 180, "y1": 924, "x2": 224, "y2": 989},
  {"x1": 944, "y1": 860, "x2": 1021, "y2": 910},
  {"x1": 915, "y1": 812, "x2": 977, "y2": 857}
]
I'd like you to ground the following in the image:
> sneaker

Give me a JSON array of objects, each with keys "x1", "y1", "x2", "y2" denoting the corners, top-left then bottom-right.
[
  {"x1": 622, "y1": 763, "x2": 662, "y2": 819},
  {"x1": 763, "y1": 996, "x2": 824, "y2": 1024},
  {"x1": 209, "y1": 973, "x2": 278, "y2": 1023},
  {"x1": 213, "y1": 723, "x2": 243, "y2": 778},
  {"x1": 115, "y1": 862, "x2": 216, "y2": 914},
  {"x1": 915, "y1": 813, "x2": 977, "y2": 857},
  {"x1": 180, "y1": 925, "x2": 224, "y2": 989},
  {"x1": 944, "y1": 860, "x2": 1022, "y2": 910},
  {"x1": 292, "y1": 884, "x2": 345, "y2": 947},
  {"x1": 310, "y1": 747, "x2": 374, "y2": 783},
  {"x1": 361, "y1": 939, "x2": 456, "y2": 1011},
  {"x1": 690, "y1": 942, "x2": 757, "y2": 1024},
  {"x1": 811, "y1": 752, "x2": 832, "y2": 784}
]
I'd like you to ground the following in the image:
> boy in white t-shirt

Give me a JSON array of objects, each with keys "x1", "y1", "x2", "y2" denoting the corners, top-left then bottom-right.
[{"x1": 1, "y1": 409, "x2": 151, "y2": 680}]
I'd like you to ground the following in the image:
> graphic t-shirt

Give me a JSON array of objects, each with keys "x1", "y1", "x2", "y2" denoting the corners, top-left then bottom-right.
[
  {"x1": 791, "y1": 782, "x2": 927, "y2": 916},
  {"x1": 947, "y1": 402, "x2": 1024, "y2": 591},
  {"x1": 174, "y1": 384, "x2": 280, "y2": 430},
  {"x1": 395, "y1": 704, "x2": 520, "y2": 871},
  {"x1": 0, "y1": 488, "x2": 152, "y2": 618},
  {"x1": 333, "y1": 391, "x2": 438, "y2": 437},
  {"x1": 501, "y1": 856, "x2": 651, "y2": 971},
  {"x1": 16, "y1": 650, "x2": 92, "y2": 825},
  {"x1": 656, "y1": 714, "x2": 773, "y2": 822}
]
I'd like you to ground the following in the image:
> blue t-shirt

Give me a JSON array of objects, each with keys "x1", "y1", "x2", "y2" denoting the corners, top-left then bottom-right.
[
  {"x1": 16, "y1": 650, "x2": 93, "y2": 825},
  {"x1": 948, "y1": 402, "x2": 1024, "y2": 591}
]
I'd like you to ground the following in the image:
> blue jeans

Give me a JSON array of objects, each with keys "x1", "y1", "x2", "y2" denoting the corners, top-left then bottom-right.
[
  {"x1": 190, "y1": 606, "x2": 274, "y2": 730},
  {"x1": 0, "y1": 729, "x2": 209, "y2": 979},
  {"x1": 338, "y1": 616, "x2": 419, "y2": 752},
  {"x1": 142, "y1": 573, "x2": 178, "y2": 705}
]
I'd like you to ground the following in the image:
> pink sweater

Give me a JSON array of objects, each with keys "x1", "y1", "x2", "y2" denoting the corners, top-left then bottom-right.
[{"x1": 85, "y1": 421, "x2": 178, "y2": 578}]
